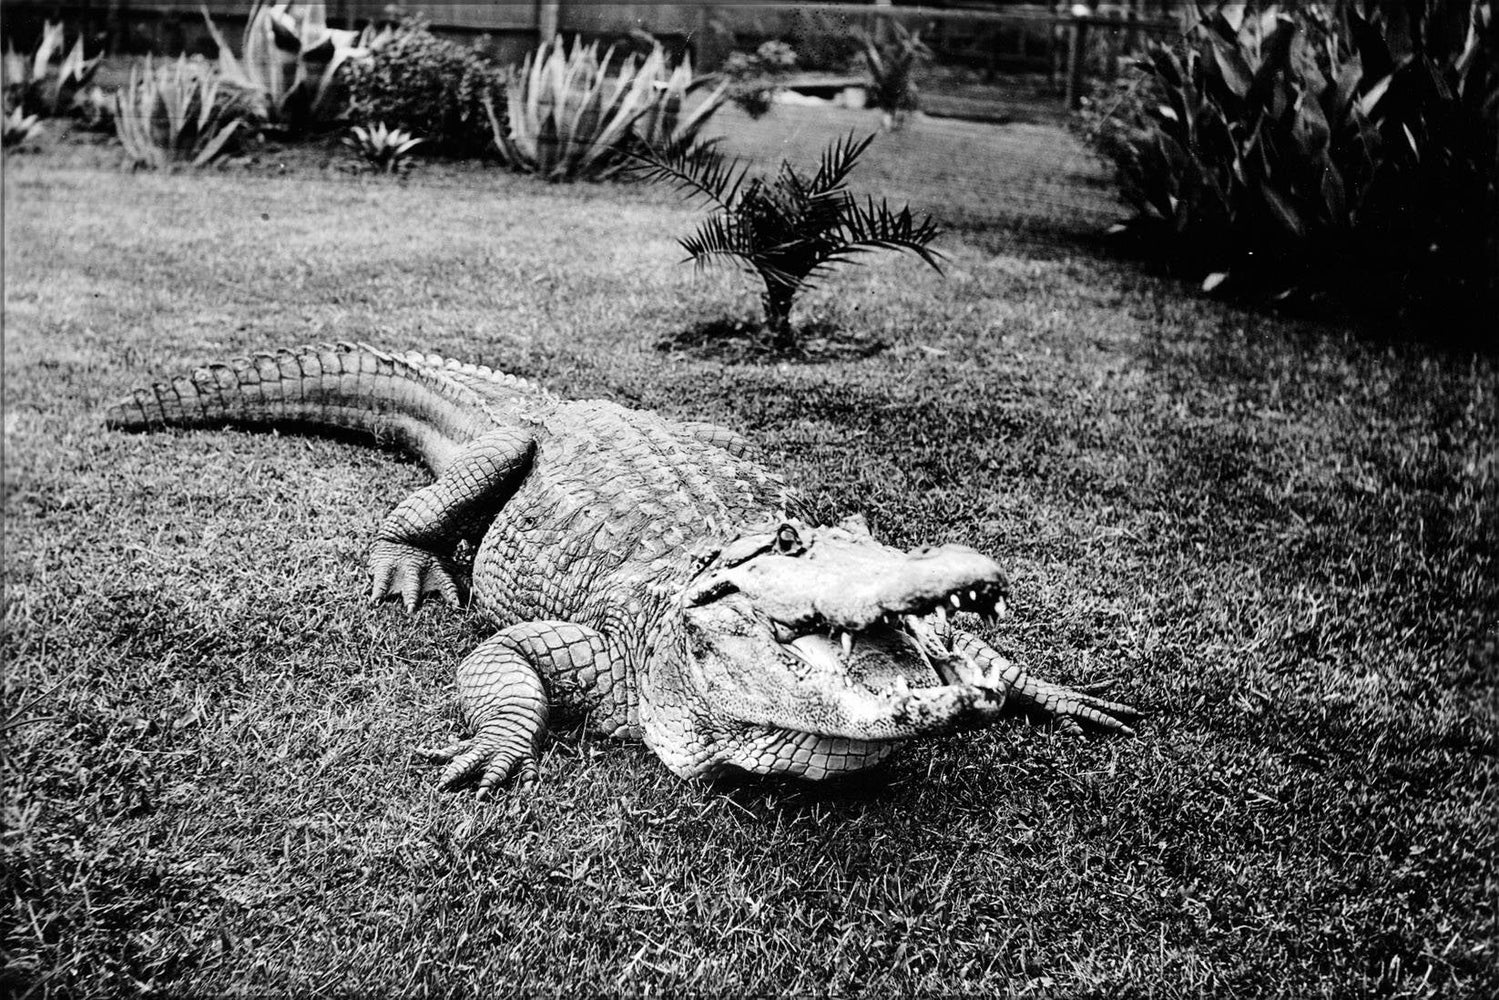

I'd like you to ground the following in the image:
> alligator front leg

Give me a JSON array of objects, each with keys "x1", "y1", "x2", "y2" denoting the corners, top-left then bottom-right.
[
  {"x1": 419, "y1": 622, "x2": 613, "y2": 799},
  {"x1": 945, "y1": 628, "x2": 1141, "y2": 736},
  {"x1": 370, "y1": 429, "x2": 534, "y2": 610}
]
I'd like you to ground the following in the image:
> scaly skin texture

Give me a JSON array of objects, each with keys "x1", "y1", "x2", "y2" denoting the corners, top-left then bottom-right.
[{"x1": 107, "y1": 343, "x2": 1139, "y2": 797}]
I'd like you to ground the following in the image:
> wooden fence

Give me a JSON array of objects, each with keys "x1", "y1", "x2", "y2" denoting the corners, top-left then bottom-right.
[{"x1": 0, "y1": 1, "x2": 1182, "y2": 105}]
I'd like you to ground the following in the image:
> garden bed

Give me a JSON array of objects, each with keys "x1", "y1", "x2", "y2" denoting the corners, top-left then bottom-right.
[{"x1": 3, "y1": 105, "x2": 1496, "y2": 998}]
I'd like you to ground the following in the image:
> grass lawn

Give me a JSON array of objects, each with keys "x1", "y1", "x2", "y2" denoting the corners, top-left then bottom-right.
[{"x1": 3, "y1": 108, "x2": 1496, "y2": 998}]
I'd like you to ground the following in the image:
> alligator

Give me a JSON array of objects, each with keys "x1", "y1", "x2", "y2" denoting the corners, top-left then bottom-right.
[{"x1": 107, "y1": 343, "x2": 1138, "y2": 797}]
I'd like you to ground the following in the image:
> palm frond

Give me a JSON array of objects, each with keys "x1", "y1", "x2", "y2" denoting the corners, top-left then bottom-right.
[
  {"x1": 842, "y1": 196, "x2": 945, "y2": 272},
  {"x1": 629, "y1": 138, "x2": 749, "y2": 210},
  {"x1": 807, "y1": 131, "x2": 875, "y2": 196},
  {"x1": 679, "y1": 213, "x2": 748, "y2": 265}
]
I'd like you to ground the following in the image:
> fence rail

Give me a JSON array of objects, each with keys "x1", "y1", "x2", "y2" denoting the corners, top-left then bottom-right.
[{"x1": 0, "y1": 1, "x2": 1185, "y2": 106}]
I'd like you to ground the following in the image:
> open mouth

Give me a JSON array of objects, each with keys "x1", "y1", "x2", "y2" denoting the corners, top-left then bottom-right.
[{"x1": 768, "y1": 580, "x2": 1010, "y2": 678}]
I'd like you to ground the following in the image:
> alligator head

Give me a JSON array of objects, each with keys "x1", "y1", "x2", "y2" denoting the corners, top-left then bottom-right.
[{"x1": 647, "y1": 515, "x2": 1023, "y2": 780}]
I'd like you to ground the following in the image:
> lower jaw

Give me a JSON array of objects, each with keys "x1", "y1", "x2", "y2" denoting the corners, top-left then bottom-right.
[{"x1": 713, "y1": 726, "x2": 900, "y2": 781}]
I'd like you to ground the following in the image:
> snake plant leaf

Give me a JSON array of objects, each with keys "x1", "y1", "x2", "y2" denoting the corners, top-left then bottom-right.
[
  {"x1": 1357, "y1": 72, "x2": 1395, "y2": 116},
  {"x1": 1245, "y1": 16, "x2": 1298, "y2": 111},
  {"x1": 1210, "y1": 38, "x2": 1254, "y2": 100},
  {"x1": 1261, "y1": 183, "x2": 1305, "y2": 238}
]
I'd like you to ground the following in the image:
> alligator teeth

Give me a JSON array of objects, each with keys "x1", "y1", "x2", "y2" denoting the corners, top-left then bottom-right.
[
  {"x1": 935, "y1": 605, "x2": 949, "y2": 628},
  {"x1": 840, "y1": 631, "x2": 853, "y2": 658},
  {"x1": 950, "y1": 593, "x2": 962, "y2": 608},
  {"x1": 969, "y1": 589, "x2": 979, "y2": 603}
]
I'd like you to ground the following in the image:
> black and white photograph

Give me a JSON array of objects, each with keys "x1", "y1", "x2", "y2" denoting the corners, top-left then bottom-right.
[{"x1": 3, "y1": 0, "x2": 1495, "y2": 996}]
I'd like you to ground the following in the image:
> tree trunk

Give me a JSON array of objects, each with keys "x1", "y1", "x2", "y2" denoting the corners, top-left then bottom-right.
[{"x1": 760, "y1": 282, "x2": 798, "y2": 352}]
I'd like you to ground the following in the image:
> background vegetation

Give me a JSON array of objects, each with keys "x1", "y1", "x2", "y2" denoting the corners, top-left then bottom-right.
[
  {"x1": 1083, "y1": 0, "x2": 1497, "y2": 342},
  {"x1": 4, "y1": 98, "x2": 1495, "y2": 997}
]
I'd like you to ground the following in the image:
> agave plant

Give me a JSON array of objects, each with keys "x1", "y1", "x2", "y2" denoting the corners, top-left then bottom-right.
[
  {"x1": 855, "y1": 20, "x2": 933, "y2": 129},
  {"x1": 112, "y1": 56, "x2": 249, "y2": 170},
  {"x1": 2, "y1": 106, "x2": 43, "y2": 148},
  {"x1": 3, "y1": 20, "x2": 101, "y2": 118},
  {"x1": 344, "y1": 122, "x2": 423, "y2": 173},
  {"x1": 487, "y1": 36, "x2": 726, "y2": 181},
  {"x1": 634, "y1": 133, "x2": 944, "y2": 350},
  {"x1": 202, "y1": 1, "x2": 387, "y2": 133}
]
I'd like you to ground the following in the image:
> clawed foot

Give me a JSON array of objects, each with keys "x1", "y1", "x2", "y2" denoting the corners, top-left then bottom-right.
[
  {"x1": 416, "y1": 723, "x2": 539, "y2": 800},
  {"x1": 944, "y1": 634, "x2": 1142, "y2": 737},
  {"x1": 1013, "y1": 677, "x2": 1142, "y2": 737},
  {"x1": 369, "y1": 540, "x2": 465, "y2": 612}
]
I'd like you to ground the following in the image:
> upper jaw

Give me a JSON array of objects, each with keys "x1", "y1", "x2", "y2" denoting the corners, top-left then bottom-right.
[{"x1": 769, "y1": 576, "x2": 1010, "y2": 651}]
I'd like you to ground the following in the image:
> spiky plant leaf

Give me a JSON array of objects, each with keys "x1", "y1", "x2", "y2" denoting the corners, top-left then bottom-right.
[{"x1": 636, "y1": 130, "x2": 943, "y2": 345}]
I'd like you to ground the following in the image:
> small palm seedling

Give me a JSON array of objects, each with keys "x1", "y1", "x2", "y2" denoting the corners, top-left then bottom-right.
[
  {"x1": 344, "y1": 122, "x2": 423, "y2": 173},
  {"x1": 855, "y1": 21, "x2": 932, "y2": 130},
  {"x1": 634, "y1": 132, "x2": 942, "y2": 351},
  {"x1": 2, "y1": 106, "x2": 43, "y2": 149}
]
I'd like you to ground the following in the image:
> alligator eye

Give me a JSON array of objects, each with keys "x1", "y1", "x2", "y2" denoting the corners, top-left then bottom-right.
[{"x1": 775, "y1": 524, "x2": 804, "y2": 555}]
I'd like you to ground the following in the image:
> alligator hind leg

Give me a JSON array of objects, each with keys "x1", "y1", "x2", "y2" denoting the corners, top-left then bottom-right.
[
  {"x1": 370, "y1": 429, "x2": 535, "y2": 611},
  {"x1": 418, "y1": 622, "x2": 612, "y2": 799},
  {"x1": 945, "y1": 629, "x2": 1141, "y2": 736}
]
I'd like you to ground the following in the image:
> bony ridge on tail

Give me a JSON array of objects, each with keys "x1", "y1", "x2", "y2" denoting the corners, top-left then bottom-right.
[{"x1": 108, "y1": 342, "x2": 1139, "y2": 798}]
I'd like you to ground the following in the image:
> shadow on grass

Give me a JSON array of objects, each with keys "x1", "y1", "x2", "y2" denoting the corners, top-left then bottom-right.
[{"x1": 655, "y1": 316, "x2": 888, "y2": 364}]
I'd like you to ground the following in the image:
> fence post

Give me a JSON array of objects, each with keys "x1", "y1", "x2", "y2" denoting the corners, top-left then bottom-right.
[
  {"x1": 1065, "y1": 10, "x2": 1090, "y2": 109},
  {"x1": 537, "y1": 0, "x2": 559, "y2": 44},
  {"x1": 873, "y1": 0, "x2": 892, "y2": 44}
]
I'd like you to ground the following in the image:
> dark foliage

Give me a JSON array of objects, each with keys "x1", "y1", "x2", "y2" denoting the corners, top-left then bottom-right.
[
  {"x1": 341, "y1": 16, "x2": 505, "y2": 159},
  {"x1": 1085, "y1": 0, "x2": 1498, "y2": 343}
]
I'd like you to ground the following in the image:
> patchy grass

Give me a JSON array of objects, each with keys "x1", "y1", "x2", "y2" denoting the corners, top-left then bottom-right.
[{"x1": 3, "y1": 108, "x2": 1496, "y2": 998}]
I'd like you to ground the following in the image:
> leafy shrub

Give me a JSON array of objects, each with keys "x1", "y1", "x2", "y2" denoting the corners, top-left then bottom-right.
[
  {"x1": 344, "y1": 122, "x2": 423, "y2": 173},
  {"x1": 488, "y1": 35, "x2": 726, "y2": 182},
  {"x1": 3, "y1": 106, "x2": 43, "y2": 148},
  {"x1": 202, "y1": 0, "x2": 387, "y2": 135},
  {"x1": 1085, "y1": 0, "x2": 1498, "y2": 332},
  {"x1": 855, "y1": 21, "x2": 933, "y2": 129},
  {"x1": 721, "y1": 41, "x2": 798, "y2": 119},
  {"x1": 634, "y1": 133, "x2": 943, "y2": 350},
  {"x1": 342, "y1": 15, "x2": 504, "y2": 158},
  {"x1": 3, "y1": 21, "x2": 100, "y2": 118},
  {"x1": 72, "y1": 84, "x2": 114, "y2": 131},
  {"x1": 113, "y1": 56, "x2": 252, "y2": 170}
]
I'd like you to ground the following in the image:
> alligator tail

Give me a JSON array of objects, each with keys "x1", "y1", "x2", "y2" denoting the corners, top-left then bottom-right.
[{"x1": 104, "y1": 342, "x2": 540, "y2": 473}]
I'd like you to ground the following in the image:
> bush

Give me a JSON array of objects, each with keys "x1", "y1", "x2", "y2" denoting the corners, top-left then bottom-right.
[
  {"x1": 342, "y1": 16, "x2": 504, "y2": 158},
  {"x1": 1085, "y1": 0, "x2": 1498, "y2": 335},
  {"x1": 721, "y1": 41, "x2": 798, "y2": 119},
  {"x1": 488, "y1": 35, "x2": 725, "y2": 182}
]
